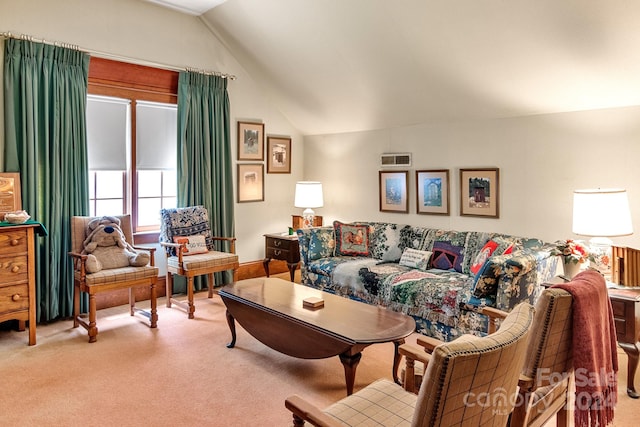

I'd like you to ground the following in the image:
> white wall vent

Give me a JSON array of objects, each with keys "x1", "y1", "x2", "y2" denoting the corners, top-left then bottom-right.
[{"x1": 380, "y1": 152, "x2": 412, "y2": 167}]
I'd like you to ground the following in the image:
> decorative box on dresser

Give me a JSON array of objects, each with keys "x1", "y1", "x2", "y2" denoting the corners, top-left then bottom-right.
[{"x1": 0, "y1": 222, "x2": 41, "y2": 345}]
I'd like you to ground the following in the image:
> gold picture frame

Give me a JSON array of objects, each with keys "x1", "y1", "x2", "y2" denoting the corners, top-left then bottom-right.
[
  {"x1": 237, "y1": 164, "x2": 264, "y2": 203},
  {"x1": 416, "y1": 169, "x2": 449, "y2": 215},
  {"x1": 379, "y1": 170, "x2": 409, "y2": 213},
  {"x1": 459, "y1": 168, "x2": 500, "y2": 218},
  {"x1": 266, "y1": 136, "x2": 292, "y2": 174},
  {"x1": 0, "y1": 173, "x2": 22, "y2": 219},
  {"x1": 237, "y1": 121, "x2": 265, "y2": 161}
]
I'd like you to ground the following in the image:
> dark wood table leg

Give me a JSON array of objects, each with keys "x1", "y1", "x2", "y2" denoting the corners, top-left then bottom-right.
[
  {"x1": 392, "y1": 338, "x2": 406, "y2": 385},
  {"x1": 339, "y1": 352, "x2": 362, "y2": 396},
  {"x1": 620, "y1": 342, "x2": 640, "y2": 398},
  {"x1": 287, "y1": 262, "x2": 298, "y2": 282},
  {"x1": 225, "y1": 310, "x2": 237, "y2": 349},
  {"x1": 263, "y1": 258, "x2": 271, "y2": 277}
]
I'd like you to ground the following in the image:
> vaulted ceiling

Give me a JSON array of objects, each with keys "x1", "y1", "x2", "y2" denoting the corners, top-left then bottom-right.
[{"x1": 148, "y1": 0, "x2": 640, "y2": 136}]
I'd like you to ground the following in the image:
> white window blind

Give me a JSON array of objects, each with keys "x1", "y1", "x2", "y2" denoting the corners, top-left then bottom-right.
[
  {"x1": 86, "y1": 95, "x2": 129, "y2": 170},
  {"x1": 136, "y1": 100, "x2": 177, "y2": 170}
]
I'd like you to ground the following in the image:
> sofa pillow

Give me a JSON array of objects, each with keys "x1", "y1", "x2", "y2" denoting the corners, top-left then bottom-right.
[
  {"x1": 307, "y1": 227, "x2": 335, "y2": 261},
  {"x1": 399, "y1": 248, "x2": 432, "y2": 271},
  {"x1": 368, "y1": 223, "x2": 406, "y2": 262},
  {"x1": 334, "y1": 221, "x2": 369, "y2": 256},
  {"x1": 173, "y1": 235, "x2": 208, "y2": 255},
  {"x1": 472, "y1": 255, "x2": 507, "y2": 298},
  {"x1": 430, "y1": 240, "x2": 464, "y2": 272},
  {"x1": 469, "y1": 236, "x2": 515, "y2": 275}
]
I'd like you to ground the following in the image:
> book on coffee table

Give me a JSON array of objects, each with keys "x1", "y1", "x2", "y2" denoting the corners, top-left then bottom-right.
[{"x1": 303, "y1": 296, "x2": 324, "y2": 308}]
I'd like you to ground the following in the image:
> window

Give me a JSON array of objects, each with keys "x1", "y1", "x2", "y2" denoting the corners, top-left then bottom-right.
[{"x1": 87, "y1": 58, "x2": 179, "y2": 234}]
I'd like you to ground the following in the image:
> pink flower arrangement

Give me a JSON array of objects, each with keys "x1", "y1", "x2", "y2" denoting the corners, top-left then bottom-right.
[{"x1": 550, "y1": 239, "x2": 590, "y2": 264}]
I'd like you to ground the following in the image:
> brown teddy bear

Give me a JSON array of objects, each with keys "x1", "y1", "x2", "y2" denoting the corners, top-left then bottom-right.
[{"x1": 82, "y1": 216, "x2": 150, "y2": 273}]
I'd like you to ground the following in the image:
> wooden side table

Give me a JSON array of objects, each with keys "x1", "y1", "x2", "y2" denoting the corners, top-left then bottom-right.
[
  {"x1": 608, "y1": 288, "x2": 640, "y2": 398},
  {"x1": 545, "y1": 277, "x2": 640, "y2": 398},
  {"x1": 263, "y1": 233, "x2": 300, "y2": 282}
]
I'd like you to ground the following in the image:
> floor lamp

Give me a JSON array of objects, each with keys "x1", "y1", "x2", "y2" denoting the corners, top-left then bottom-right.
[{"x1": 572, "y1": 188, "x2": 633, "y2": 280}]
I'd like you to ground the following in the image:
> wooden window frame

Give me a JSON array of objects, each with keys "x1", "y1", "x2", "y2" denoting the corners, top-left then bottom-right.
[{"x1": 88, "y1": 57, "x2": 179, "y2": 239}]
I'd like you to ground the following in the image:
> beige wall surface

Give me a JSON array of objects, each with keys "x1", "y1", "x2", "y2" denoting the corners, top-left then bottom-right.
[
  {"x1": 2, "y1": 0, "x2": 640, "y2": 265},
  {"x1": 305, "y1": 105, "x2": 640, "y2": 250},
  {"x1": 0, "y1": 0, "x2": 304, "y2": 263}
]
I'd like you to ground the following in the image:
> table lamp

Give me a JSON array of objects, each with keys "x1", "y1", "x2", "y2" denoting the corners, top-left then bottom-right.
[
  {"x1": 572, "y1": 188, "x2": 633, "y2": 279},
  {"x1": 294, "y1": 181, "x2": 323, "y2": 228}
]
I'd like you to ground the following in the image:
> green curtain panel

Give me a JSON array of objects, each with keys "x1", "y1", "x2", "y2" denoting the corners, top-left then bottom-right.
[
  {"x1": 176, "y1": 71, "x2": 235, "y2": 291},
  {"x1": 3, "y1": 38, "x2": 90, "y2": 322}
]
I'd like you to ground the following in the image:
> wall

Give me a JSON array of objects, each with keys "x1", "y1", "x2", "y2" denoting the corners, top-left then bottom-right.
[
  {"x1": 0, "y1": 0, "x2": 303, "y2": 264},
  {"x1": 305, "y1": 106, "x2": 640, "y2": 250},
  {"x1": 3, "y1": 0, "x2": 640, "y2": 268}
]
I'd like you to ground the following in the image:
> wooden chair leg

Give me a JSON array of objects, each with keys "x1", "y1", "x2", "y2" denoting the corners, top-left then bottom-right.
[
  {"x1": 292, "y1": 414, "x2": 305, "y2": 427},
  {"x1": 208, "y1": 273, "x2": 215, "y2": 298},
  {"x1": 88, "y1": 293, "x2": 98, "y2": 343},
  {"x1": 73, "y1": 284, "x2": 80, "y2": 328},
  {"x1": 187, "y1": 277, "x2": 195, "y2": 319},
  {"x1": 166, "y1": 272, "x2": 173, "y2": 308},
  {"x1": 129, "y1": 287, "x2": 135, "y2": 316},
  {"x1": 404, "y1": 357, "x2": 416, "y2": 393},
  {"x1": 150, "y1": 282, "x2": 158, "y2": 328}
]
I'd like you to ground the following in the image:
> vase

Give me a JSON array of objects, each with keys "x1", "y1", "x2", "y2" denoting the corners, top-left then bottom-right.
[{"x1": 563, "y1": 261, "x2": 582, "y2": 279}]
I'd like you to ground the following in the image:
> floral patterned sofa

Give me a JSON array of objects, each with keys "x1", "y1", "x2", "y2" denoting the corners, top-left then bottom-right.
[{"x1": 296, "y1": 221, "x2": 559, "y2": 341}]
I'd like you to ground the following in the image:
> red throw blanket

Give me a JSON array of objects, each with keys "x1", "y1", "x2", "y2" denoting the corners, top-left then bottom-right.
[{"x1": 553, "y1": 269, "x2": 618, "y2": 427}]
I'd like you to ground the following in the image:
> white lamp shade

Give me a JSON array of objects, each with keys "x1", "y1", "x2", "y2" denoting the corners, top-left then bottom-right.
[
  {"x1": 572, "y1": 189, "x2": 633, "y2": 237},
  {"x1": 294, "y1": 182, "x2": 324, "y2": 209}
]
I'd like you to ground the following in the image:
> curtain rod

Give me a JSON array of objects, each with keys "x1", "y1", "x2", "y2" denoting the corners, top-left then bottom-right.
[{"x1": 1, "y1": 31, "x2": 237, "y2": 80}]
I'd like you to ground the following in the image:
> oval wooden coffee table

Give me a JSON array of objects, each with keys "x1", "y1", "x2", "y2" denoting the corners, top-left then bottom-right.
[{"x1": 219, "y1": 277, "x2": 416, "y2": 395}]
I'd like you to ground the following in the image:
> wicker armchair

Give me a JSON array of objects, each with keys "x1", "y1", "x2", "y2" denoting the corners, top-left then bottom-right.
[{"x1": 285, "y1": 302, "x2": 534, "y2": 427}]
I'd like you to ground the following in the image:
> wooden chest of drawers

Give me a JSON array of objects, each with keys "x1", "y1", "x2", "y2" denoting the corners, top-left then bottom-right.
[
  {"x1": 263, "y1": 233, "x2": 300, "y2": 282},
  {"x1": 608, "y1": 288, "x2": 640, "y2": 398},
  {"x1": 0, "y1": 224, "x2": 38, "y2": 345}
]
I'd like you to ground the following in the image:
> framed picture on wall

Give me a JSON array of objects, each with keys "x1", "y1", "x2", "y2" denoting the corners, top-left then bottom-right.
[
  {"x1": 237, "y1": 164, "x2": 264, "y2": 203},
  {"x1": 416, "y1": 169, "x2": 449, "y2": 215},
  {"x1": 0, "y1": 173, "x2": 22, "y2": 219},
  {"x1": 266, "y1": 136, "x2": 291, "y2": 174},
  {"x1": 379, "y1": 170, "x2": 409, "y2": 213},
  {"x1": 459, "y1": 168, "x2": 500, "y2": 218},
  {"x1": 237, "y1": 121, "x2": 264, "y2": 161}
]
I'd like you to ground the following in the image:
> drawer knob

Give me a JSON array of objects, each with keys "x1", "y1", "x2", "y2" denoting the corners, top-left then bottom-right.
[
  {"x1": 274, "y1": 250, "x2": 281, "y2": 256},
  {"x1": 10, "y1": 239, "x2": 19, "y2": 246},
  {"x1": 11, "y1": 265, "x2": 20, "y2": 273},
  {"x1": 274, "y1": 240, "x2": 282, "y2": 247},
  {"x1": 12, "y1": 294, "x2": 20, "y2": 301}
]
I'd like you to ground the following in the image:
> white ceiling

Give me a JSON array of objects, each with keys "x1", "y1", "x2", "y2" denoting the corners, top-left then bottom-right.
[
  {"x1": 156, "y1": 0, "x2": 640, "y2": 136},
  {"x1": 144, "y1": 0, "x2": 226, "y2": 15}
]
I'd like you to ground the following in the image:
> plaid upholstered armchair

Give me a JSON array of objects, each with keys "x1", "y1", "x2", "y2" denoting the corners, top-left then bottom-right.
[
  {"x1": 159, "y1": 206, "x2": 239, "y2": 319},
  {"x1": 285, "y1": 302, "x2": 534, "y2": 427},
  {"x1": 402, "y1": 286, "x2": 576, "y2": 427},
  {"x1": 69, "y1": 214, "x2": 158, "y2": 343}
]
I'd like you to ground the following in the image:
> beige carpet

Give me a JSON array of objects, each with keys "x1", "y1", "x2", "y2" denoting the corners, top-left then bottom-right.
[{"x1": 1, "y1": 281, "x2": 638, "y2": 426}]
